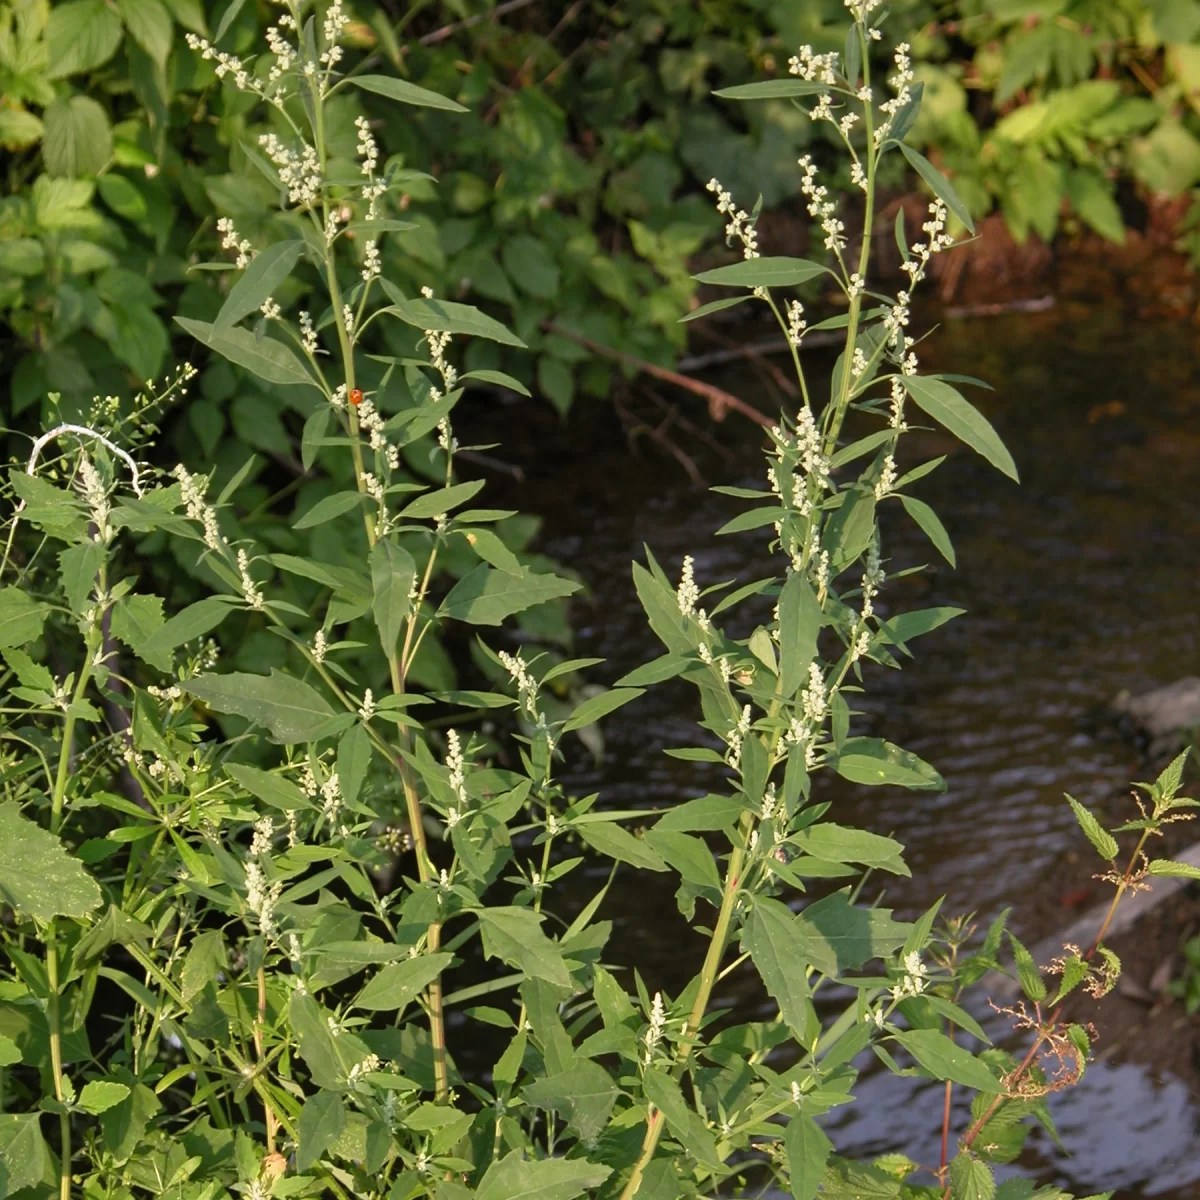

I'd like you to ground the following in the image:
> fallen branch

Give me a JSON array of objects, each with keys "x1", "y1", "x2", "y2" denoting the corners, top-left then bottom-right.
[{"x1": 543, "y1": 323, "x2": 772, "y2": 428}]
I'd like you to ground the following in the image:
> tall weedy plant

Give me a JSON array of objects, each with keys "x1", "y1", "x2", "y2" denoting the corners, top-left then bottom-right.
[{"x1": 0, "y1": 2, "x2": 1195, "y2": 1199}]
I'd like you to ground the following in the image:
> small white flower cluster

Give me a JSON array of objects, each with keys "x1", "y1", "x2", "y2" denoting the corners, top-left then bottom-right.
[
  {"x1": 676, "y1": 555, "x2": 712, "y2": 632},
  {"x1": 342, "y1": 304, "x2": 355, "y2": 340},
  {"x1": 889, "y1": 950, "x2": 928, "y2": 1002},
  {"x1": 216, "y1": 217, "x2": 253, "y2": 269},
  {"x1": 437, "y1": 417, "x2": 458, "y2": 455},
  {"x1": 787, "y1": 45, "x2": 839, "y2": 86},
  {"x1": 499, "y1": 650, "x2": 538, "y2": 719},
  {"x1": 250, "y1": 814, "x2": 274, "y2": 858},
  {"x1": 77, "y1": 452, "x2": 112, "y2": 543},
  {"x1": 299, "y1": 310, "x2": 320, "y2": 356},
  {"x1": 362, "y1": 239, "x2": 381, "y2": 284},
  {"x1": 237, "y1": 548, "x2": 264, "y2": 610},
  {"x1": 320, "y1": 0, "x2": 348, "y2": 67},
  {"x1": 676, "y1": 555, "x2": 700, "y2": 617},
  {"x1": 347, "y1": 1053, "x2": 381, "y2": 1084},
  {"x1": 705, "y1": 178, "x2": 759, "y2": 260},
  {"x1": 874, "y1": 453, "x2": 897, "y2": 500},
  {"x1": 258, "y1": 132, "x2": 322, "y2": 207},
  {"x1": 185, "y1": 33, "x2": 252, "y2": 91},
  {"x1": 844, "y1": 0, "x2": 883, "y2": 25},
  {"x1": 786, "y1": 299, "x2": 807, "y2": 346},
  {"x1": 726, "y1": 704, "x2": 752, "y2": 771},
  {"x1": 356, "y1": 116, "x2": 387, "y2": 220},
  {"x1": 359, "y1": 688, "x2": 375, "y2": 721},
  {"x1": 875, "y1": 42, "x2": 914, "y2": 148},
  {"x1": 860, "y1": 541, "x2": 884, "y2": 621},
  {"x1": 643, "y1": 991, "x2": 668, "y2": 1066},
  {"x1": 320, "y1": 772, "x2": 342, "y2": 823},
  {"x1": 850, "y1": 347, "x2": 868, "y2": 379},
  {"x1": 798, "y1": 156, "x2": 845, "y2": 253},
  {"x1": 313, "y1": 629, "x2": 328, "y2": 664},
  {"x1": 445, "y1": 729, "x2": 468, "y2": 828},
  {"x1": 800, "y1": 661, "x2": 827, "y2": 724},
  {"x1": 355, "y1": 397, "x2": 399, "y2": 475},
  {"x1": 264, "y1": 16, "x2": 297, "y2": 93},
  {"x1": 245, "y1": 860, "x2": 283, "y2": 937},
  {"x1": 901, "y1": 200, "x2": 953, "y2": 296},
  {"x1": 794, "y1": 407, "x2": 831, "y2": 491},
  {"x1": 173, "y1": 464, "x2": 222, "y2": 550},
  {"x1": 847, "y1": 272, "x2": 864, "y2": 300},
  {"x1": 260, "y1": 297, "x2": 281, "y2": 321}
]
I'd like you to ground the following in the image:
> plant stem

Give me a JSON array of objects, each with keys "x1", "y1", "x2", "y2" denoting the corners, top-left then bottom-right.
[
  {"x1": 957, "y1": 829, "x2": 1152, "y2": 1159},
  {"x1": 45, "y1": 614, "x2": 102, "y2": 1200},
  {"x1": 256, "y1": 965, "x2": 278, "y2": 1153},
  {"x1": 618, "y1": 813, "x2": 753, "y2": 1200}
]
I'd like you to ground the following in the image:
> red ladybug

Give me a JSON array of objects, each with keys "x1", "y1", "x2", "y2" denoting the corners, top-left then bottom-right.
[{"x1": 350, "y1": 387, "x2": 363, "y2": 406}]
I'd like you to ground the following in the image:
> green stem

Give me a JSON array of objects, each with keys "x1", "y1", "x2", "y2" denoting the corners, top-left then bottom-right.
[
  {"x1": 618, "y1": 812, "x2": 753, "y2": 1200},
  {"x1": 45, "y1": 607, "x2": 103, "y2": 1200}
]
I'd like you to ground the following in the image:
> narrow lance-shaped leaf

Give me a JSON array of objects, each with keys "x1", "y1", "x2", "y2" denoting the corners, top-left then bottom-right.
[
  {"x1": 176, "y1": 317, "x2": 318, "y2": 389},
  {"x1": 899, "y1": 143, "x2": 975, "y2": 233},
  {"x1": 186, "y1": 670, "x2": 336, "y2": 743},
  {"x1": 370, "y1": 538, "x2": 416, "y2": 656},
  {"x1": 348, "y1": 74, "x2": 468, "y2": 112},
  {"x1": 902, "y1": 375, "x2": 1018, "y2": 482},
  {"x1": 1065, "y1": 794, "x2": 1119, "y2": 861},
  {"x1": 742, "y1": 899, "x2": 819, "y2": 1048},
  {"x1": 215, "y1": 240, "x2": 304, "y2": 329}
]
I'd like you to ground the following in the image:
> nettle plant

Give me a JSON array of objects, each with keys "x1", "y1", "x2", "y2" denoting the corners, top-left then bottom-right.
[{"x1": 1, "y1": 2, "x2": 1197, "y2": 1200}]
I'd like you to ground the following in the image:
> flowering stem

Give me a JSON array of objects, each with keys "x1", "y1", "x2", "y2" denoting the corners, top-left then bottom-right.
[
  {"x1": 255, "y1": 965, "x2": 278, "y2": 1154},
  {"x1": 619, "y1": 811, "x2": 754, "y2": 1199},
  {"x1": 823, "y1": 24, "x2": 875, "y2": 459}
]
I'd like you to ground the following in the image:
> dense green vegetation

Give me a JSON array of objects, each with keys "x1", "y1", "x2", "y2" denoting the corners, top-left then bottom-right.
[{"x1": 5, "y1": 0, "x2": 1200, "y2": 445}]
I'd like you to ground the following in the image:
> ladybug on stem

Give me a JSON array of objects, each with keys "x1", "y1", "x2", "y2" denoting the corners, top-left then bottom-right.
[{"x1": 349, "y1": 387, "x2": 363, "y2": 406}]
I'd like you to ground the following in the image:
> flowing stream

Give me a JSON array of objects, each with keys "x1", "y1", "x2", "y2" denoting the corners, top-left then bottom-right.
[{"x1": 471, "y1": 299, "x2": 1200, "y2": 1196}]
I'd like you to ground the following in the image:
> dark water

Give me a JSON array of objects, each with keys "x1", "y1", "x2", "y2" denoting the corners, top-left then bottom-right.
[{"x1": 475, "y1": 300, "x2": 1200, "y2": 1196}]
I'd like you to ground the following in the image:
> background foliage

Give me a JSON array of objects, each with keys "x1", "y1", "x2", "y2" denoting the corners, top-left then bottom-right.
[{"x1": 6, "y1": 0, "x2": 1200, "y2": 443}]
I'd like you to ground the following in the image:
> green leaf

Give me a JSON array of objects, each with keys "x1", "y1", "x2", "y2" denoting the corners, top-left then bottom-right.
[
  {"x1": 46, "y1": 0, "x2": 122, "y2": 79},
  {"x1": 355, "y1": 953, "x2": 452, "y2": 1012},
  {"x1": 897, "y1": 494, "x2": 955, "y2": 567},
  {"x1": 778, "y1": 571, "x2": 821, "y2": 698},
  {"x1": 826, "y1": 485, "x2": 876, "y2": 570},
  {"x1": 477, "y1": 907, "x2": 570, "y2": 988},
  {"x1": 138, "y1": 596, "x2": 237, "y2": 670},
  {"x1": 692, "y1": 256, "x2": 828, "y2": 288},
  {"x1": 785, "y1": 1113, "x2": 833, "y2": 1200},
  {"x1": 893, "y1": 1029, "x2": 1002, "y2": 1093},
  {"x1": 1065, "y1": 794, "x2": 1118, "y2": 861},
  {"x1": 226, "y1": 763, "x2": 315, "y2": 811},
  {"x1": 116, "y1": 0, "x2": 173, "y2": 67},
  {"x1": 679, "y1": 295, "x2": 752, "y2": 323},
  {"x1": 58, "y1": 542, "x2": 103, "y2": 615},
  {"x1": 42, "y1": 95, "x2": 112, "y2": 177},
  {"x1": 899, "y1": 144, "x2": 975, "y2": 233},
  {"x1": 0, "y1": 1035, "x2": 19, "y2": 1067},
  {"x1": 0, "y1": 800, "x2": 102, "y2": 920},
  {"x1": 502, "y1": 234, "x2": 560, "y2": 300},
  {"x1": 110, "y1": 594, "x2": 165, "y2": 656},
  {"x1": 793, "y1": 890, "x2": 910, "y2": 976},
  {"x1": 293, "y1": 490, "x2": 365, "y2": 530},
  {"x1": 397, "y1": 480, "x2": 485, "y2": 520},
  {"x1": 186, "y1": 670, "x2": 335, "y2": 743},
  {"x1": 832, "y1": 738, "x2": 945, "y2": 791},
  {"x1": 642, "y1": 1068, "x2": 720, "y2": 1167},
  {"x1": 0, "y1": 586, "x2": 49, "y2": 648},
  {"x1": 461, "y1": 368, "x2": 532, "y2": 397},
  {"x1": 881, "y1": 606, "x2": 964, "y2": 649},
  {"x1": 215, "y1": 240, "x2": 304, "y2": 329},
  {"x1": 792, "y1": 824, "x2": 909, "y2": 876},
  {"x1": 175, "y1": 317, "x2": 317, "y2": 388},
  {"x1": 1008, "y1": 933, "x2": 1046, "y2": 1002},
  {"x1": 349, "y1": 74, "x2": 468, "y2": 112},
  {"x1": 383, "y1": 298, "x2": 525, "y2": 347},
  {"x1": 296, "y1": 1090, "x2": 346, "y2": 1171},
  {"x1": 370, "y1": 539, "x2": 416, "y2": 655},
  {"x1": 1147, "y1": 858, "x2": 1200, "y2": 880},
  {"x1": 714, "y1": 79, "x2": 830, "y2": 100},
  {"x1": 522, "y1": 1061, "x2": 618, "y2": 1142},
  {"x1": 561, "y1": 688, "x2": 644, "y2": 733},
  {"x1": 902, "y1": 376, "x2": 1018, "y2": 482},
  {"x1": 474, "y1": 1151, "x2": 611, "y2": 1200},
  {"x1": 439, "y1": 564, "x2": 579, "y2": 625},
  {"x1": 949, "y1": 1152, "x2": 996, "y2": 1200},
  {"x1": 0, "y1": 1114, "x2": 47, "y2": 1193},
  {"x1": 574, "y1": 821, "x2": 668, "y2": 872},
  {"x1": 1066, "y1": 168, "x2": 1125, "y2": 244},
  {"x1": 78, "y1": 1080, "x2": 131, "y2": 1115},
  {"x1": 654, "y1": 794, "x2": 743, "y2": 833},
  {"x1": 459, "y1": 527, "x2": 523, "y2": 575},
  {"x1": 742, "y1": 899, "x2": 818, "y2": 1047}
]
